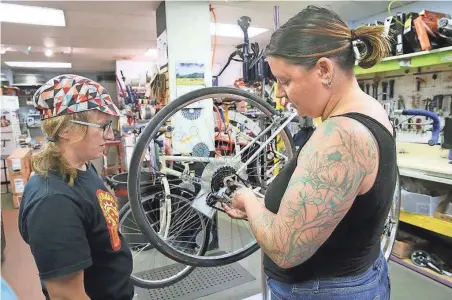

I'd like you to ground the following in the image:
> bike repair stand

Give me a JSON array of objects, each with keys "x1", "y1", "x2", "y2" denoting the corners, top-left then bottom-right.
[{"x1": 260, "y1": 6, "x2": 280, "y2": 300}]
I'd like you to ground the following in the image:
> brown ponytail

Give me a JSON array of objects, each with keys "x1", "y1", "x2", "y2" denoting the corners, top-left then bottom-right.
[
  {"x1": 32, "y1": 111, "x2": 93, "y2": 185},
  {"x1": 353, "y1": 25, "x2": 391, "y2": 69}
]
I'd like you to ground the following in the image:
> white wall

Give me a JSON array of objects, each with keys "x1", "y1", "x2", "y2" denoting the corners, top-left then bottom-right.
[
  {"x1": 213, "y1": 45, "x2": 243, "y2": 86},
  {"x1": 350, "y1": 1, "x2": 451, "y2": 28},
  {"x1": 164, "y1": 1, "x2": 216, "y2": 157},
  {"x1": 165, "y1": 1, "x2": 212, "y2": 100}
]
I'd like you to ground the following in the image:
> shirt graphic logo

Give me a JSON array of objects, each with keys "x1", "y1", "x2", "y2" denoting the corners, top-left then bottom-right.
[{"x1": 96, "y1": 189, "x2": 121, "y2": 251}]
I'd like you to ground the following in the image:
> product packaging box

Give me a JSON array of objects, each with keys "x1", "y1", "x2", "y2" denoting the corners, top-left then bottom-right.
[
  {"x1": 7, "y1": 148, "x2": 32, "y2": 175},
  {"x1": 9, "y1": 174, "x2": 27, "y2": 195},
  {"x1": 7, "y1": 148, "x2": 32, "y2": 194},
  {"x1": 392, "y1": 240, "x2": 415, "y2": 258}
]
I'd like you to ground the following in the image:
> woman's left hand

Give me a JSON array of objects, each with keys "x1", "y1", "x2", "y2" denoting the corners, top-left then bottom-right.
[
  {"x1": 222, "y1": 204, "x2": 248, "y2": 220},
  {"x1": 231, "y1": 187, "x2": 256, "y2": 211}
]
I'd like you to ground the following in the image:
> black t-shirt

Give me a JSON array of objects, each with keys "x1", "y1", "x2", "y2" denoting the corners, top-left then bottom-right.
[
  {"x1": 264, "y1": 113, "x2": 396, "y2": 283},
  {"x1": 18, "y1": 164, "x2": 134, "y2": 300}
]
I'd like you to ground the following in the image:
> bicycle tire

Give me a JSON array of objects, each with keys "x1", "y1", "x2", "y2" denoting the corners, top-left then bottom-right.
[
  {"x1": 382, "y1": 167, "x2": 401, "y2": 261},
  {"x1": 128, "y1": 87, "x2": 295, "y2": 267},
  {"x1": 119, "y1": 189, "x2": 209, "y2": 288}
]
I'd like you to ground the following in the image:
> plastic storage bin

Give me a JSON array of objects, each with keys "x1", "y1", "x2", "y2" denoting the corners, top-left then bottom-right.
[{"x1": 401, "y1": 189, "x2": 446, "y2": 217}]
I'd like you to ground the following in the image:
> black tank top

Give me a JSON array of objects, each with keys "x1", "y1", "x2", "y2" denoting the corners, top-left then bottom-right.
[{"x1": 263, "y1": 112, "x2": 397, "y2": 283}]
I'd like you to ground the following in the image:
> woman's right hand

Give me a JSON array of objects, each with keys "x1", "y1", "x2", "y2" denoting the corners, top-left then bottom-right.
[{"x1": 222, "y1": 203, "x2": 248, "y2": 220}]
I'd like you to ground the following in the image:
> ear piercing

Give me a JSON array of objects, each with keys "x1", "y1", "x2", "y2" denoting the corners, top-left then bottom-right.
[{"x1": 326, "y1": 80, "x2": 333, "y2": 88}]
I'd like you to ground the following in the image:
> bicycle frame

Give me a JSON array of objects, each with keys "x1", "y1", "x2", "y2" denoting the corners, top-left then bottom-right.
[
  {"x1": 156, "y1": 111, "x2": 297, "y2": 176},
  {"x1": 152, "y1": 111, "x2": 297, "y2": 218}
]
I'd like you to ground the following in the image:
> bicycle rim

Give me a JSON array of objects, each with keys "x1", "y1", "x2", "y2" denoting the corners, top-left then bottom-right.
[
  {"x1": 128, "y1": 87, "x2": 295, "y2": 267},
  {"x1": 381, "y1": 169, "x2": 401, "y2": 261}
]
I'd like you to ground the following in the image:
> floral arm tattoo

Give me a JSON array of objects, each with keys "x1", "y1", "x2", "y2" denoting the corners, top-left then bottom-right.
[{"x1": 244, "y1": 117, "x2": 378, "y2": 269}]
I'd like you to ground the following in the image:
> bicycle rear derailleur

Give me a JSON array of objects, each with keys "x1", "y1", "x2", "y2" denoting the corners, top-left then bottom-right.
[{"x1": 206, "y1": 175, "x2": 244, "y2": 213}]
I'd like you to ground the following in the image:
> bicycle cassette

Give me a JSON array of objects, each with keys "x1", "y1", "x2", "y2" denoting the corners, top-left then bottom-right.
[{"x1": 200, "y1": 158, "x2": 247, "y2": 194}]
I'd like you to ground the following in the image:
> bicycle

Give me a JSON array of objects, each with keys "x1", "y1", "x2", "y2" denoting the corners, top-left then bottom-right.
[{"x1": 126, "y1": 86, "x2": 404, "y2": 271}]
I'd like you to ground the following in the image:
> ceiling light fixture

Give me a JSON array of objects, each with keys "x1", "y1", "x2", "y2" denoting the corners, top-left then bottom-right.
[
  {"x1": 5, "y1": 62, "x2": 72, "y2": 69},
  {"x1": 210, "y1": 22, "x2": 268, "y2": 38},
  {"x1": 0, "y1": 3, "x2": 66, "y2": 27},
  {"x1": 44, "y1": 49, "x2": 54, "y2": 57}
]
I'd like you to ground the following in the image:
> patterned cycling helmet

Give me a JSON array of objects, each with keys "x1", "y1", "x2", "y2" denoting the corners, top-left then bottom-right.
[{"x1": 33, "y1": 74, "x2": 120, "y2": 120}]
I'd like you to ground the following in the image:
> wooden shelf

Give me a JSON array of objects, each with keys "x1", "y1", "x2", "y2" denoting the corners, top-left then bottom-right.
[
  {"x1": 399, "y1": 211, "x2": 452, "y2": 238},
  {"x1": 355, "y1": 46, "x2": 452, "y2": 75}
]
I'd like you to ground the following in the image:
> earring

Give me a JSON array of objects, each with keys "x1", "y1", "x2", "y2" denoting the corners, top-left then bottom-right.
[{"x1": 326, "y1": 80, "x2": 332, "y2": 88}]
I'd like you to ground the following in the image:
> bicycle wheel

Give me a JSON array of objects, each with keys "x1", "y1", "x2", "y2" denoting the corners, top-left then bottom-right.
[
  {"x1": 128, "y1": 87, "x2": 296, "y2": 267},
  {"x1": 119, "y1": 187, "x2": 209, "y2": 288},
  {"x1": 381, "y1": 168, "x2": 401, "y2": 261}
]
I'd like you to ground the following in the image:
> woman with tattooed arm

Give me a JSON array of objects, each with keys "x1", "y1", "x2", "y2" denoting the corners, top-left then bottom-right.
[{"x1": 223, "y1": 6, "x2": 396, "y2": 300}]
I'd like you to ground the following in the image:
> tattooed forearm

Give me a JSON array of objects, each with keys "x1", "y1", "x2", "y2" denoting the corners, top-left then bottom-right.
[
  {"x1": 245, "y1": 117, "x2": 378, "y2": 269},
  {"x1": 249, "y1": 210, "x2": 274, "y2": 241},
  {"x1": 244, "y1": 201, "x2": 281, "y2": 258}
]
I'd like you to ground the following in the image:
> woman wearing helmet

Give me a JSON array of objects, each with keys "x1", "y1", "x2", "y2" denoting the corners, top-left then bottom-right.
[{"x1": 18, "y1": 75, "x2": 134, "y2": 300}]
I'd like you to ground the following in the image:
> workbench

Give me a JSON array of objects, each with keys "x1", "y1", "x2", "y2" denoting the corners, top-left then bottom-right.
[
  {"x1": 394, "y1": 142, "x2": 452, "y2": 288},
  {"x1": 397, "y1": 142, "x2": 452, "y2": 185},
  {"x1": 396, "y1": 141, "x2": 452, "y2": 238}
]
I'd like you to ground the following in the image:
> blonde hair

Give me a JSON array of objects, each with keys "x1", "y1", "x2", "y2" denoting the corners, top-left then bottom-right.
[{"x1": 32, "y1": 111, "x2": 95, "y2": 185}]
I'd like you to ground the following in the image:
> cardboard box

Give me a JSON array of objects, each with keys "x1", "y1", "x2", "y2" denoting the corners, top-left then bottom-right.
[
  {"x1": 434, "y1": 212, "x2": 452, "y2": 223},
  {"x1": 9, "y1": 173, "x2": 28, "y2": 194},
  {"x1": 12, "y1": 193, "x2": 22, "y2": 209},
  {"x1": 7, "y1": 148, "x2": 32, "y2": 177},
  {"x1": 392, "y1": 239, "x2": 415, "y2": 258}
]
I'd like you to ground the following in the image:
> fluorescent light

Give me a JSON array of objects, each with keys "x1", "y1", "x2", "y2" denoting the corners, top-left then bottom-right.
[
  {"x1": 210, "y1": 22, "x2": 268, "y2": 38},
  {"x1": 0, "y1": 3, "x2": 66, "y2": 27},
  {"x1": 5, "y1": 62, "x2": 72, "y2": 69},
  {"x1": 44, "y1": 49, "x2": 54, "y2": 57},
  {"x1": 25, "y1": 75, "x2": 38, "y2": 84},
  {"x1": 144, "y1": 48, "x2": 158, "y2": 57}
]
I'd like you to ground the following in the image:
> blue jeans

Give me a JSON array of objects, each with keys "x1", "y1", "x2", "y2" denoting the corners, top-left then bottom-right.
[{"x1": 267, "y1": 252, "x2": 390, "y2": 300}]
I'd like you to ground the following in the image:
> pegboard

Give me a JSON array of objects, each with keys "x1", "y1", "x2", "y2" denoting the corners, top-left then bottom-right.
[{"x1": 357, "y1": 64, "x2": 452, "y2": 144}]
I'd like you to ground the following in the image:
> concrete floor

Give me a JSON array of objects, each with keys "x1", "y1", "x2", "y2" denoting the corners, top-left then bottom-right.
[{"x1": 2, "y1": 189, "x2": 451, "y2": 300}]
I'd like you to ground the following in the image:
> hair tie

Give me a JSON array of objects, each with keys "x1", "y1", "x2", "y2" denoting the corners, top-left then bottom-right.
[
  {"x1": 46, "y1": 136, "x2": 56, "y2": 142},
  {"x1": 350, "y1": 29, "x2": 357, "y2": 41}
]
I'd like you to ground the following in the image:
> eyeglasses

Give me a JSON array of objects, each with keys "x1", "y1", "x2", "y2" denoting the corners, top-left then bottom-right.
[{"x1": 71, "y1": 120, "x2": 113, "y2": 138}]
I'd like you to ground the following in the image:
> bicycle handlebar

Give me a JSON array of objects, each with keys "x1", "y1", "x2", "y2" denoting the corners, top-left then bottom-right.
[{"x1": 395, "y1": 109, "x2": 441, "y2": 146}]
